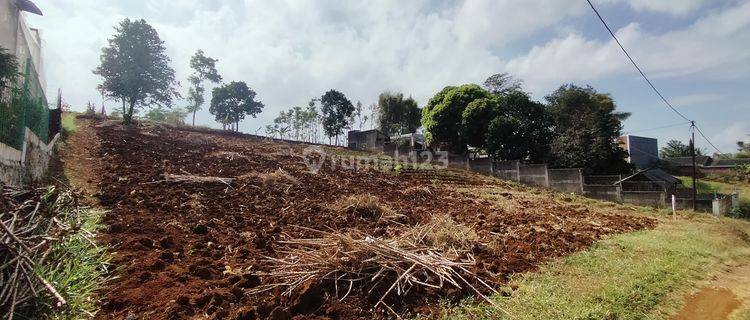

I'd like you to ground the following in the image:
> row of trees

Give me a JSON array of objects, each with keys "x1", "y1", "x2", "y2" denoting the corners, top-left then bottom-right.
[
  {"x1": 422, "y1": 74, "x2": 632, "y2": 173},
  {"x1": 94, "y1": 19, "x2": 264, "y2": 130}
]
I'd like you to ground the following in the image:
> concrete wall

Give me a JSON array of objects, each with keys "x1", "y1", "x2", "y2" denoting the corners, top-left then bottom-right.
[
  {"x1": 0, "y1": 128, "x2": 58, "y2": 186},
  {"x1": 622, "y1": 191, "x2": 666, "y2": 208},
  {"x1": 548, "y1": 168, "x2": 584, "y2": 193}
]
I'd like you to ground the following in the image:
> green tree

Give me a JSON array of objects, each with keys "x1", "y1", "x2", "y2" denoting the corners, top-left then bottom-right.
[
  {"x1": 94, "y1": 19, "x2": 178, "y2": 124},
  {"x1": 486, "y1": 91, "x2": 553, "y2": 162},
  {"x1": 0, "y1": 46, "x2": 19, "y2": 92},
  {"x1": 186, "y1": 50, "x2": 222, "y2": 126},
  {"x1": 209, "y1": 81, "x2": 264, "y2": 131},
  {"x1": 421, "y1": 84, "x2": 491, "y2": 154},
  {"x1": 144, "y1": 106, "x2": 168, "y2": 121},
  {"x1": 321, "y1": 89, "x2": 354, "y2": 145},
  {"x1": 547, "y1": 84, "x2": 631, "y2": 174},
  {"x1": 376, "y1": 92, "x2": 421, "y2": 136},
  {"x1": 461, "y1": 97, "x2": 499, "y2": 148},
  {"x1": 738, "y1": 136, "x2": 750, "y2": 157},
  {"x1": 483, "y1": 73, "x2": 522, "y2": 96},
  {"x1": 660, "y1": 140, "x2": 705, "y2": 158}
]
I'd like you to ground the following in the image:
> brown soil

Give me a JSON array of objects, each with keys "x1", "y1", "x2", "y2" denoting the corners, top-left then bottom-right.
[
  {"x1": 671, "y1": 264, "x2": 750, "y2": 320},
  {"x1": 64, "y1": 118, "x2": 656, "y2": 319},
  {"x1": 670, "y1": 287, "x2": 740, "y2": 320}
]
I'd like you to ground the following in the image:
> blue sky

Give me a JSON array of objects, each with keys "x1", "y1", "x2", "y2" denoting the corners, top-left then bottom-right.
[{"x1": 25, "y1": 0, "x2": 750, "y2": 152}]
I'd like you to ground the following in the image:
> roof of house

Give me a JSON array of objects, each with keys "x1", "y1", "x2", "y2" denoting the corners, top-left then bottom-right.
[
  {"x1": 15, "y1": 0, "x2": 43, "y2": 15},
  {"x1": 615, "y1": 168, "x2": 680, "y2": 185},
  {"x1": 710, "y1": 158, "x2": 750, "y2": 166},
  {"x1": 663, "y1": 156, "x2": 712, "y2": 166}
]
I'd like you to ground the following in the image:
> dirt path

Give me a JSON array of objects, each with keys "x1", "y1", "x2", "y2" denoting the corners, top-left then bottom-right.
[
  {"x1": 58, "y1": 118, "x2": 103, "y2": 200},
  {"x1": 671, "y1": 264, "x2": 750, "y2": 320}
]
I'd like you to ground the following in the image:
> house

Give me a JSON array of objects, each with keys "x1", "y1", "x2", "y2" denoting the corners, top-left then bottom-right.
[
  {"x1": 661, "y1": 156, "x2": 750, "y2": 176},
  {"x1": 0, "y1": 0, "x2": 45, "y2": 101},
  {"x1": 347, "y1": 129, "x2": 389, "y2": 152},
  {"x1": 618, "y1": 135, "x2": 658, "y2": 169},
  {"x1": 614, "y1": 167, "x2": 682, "y2": 193}
]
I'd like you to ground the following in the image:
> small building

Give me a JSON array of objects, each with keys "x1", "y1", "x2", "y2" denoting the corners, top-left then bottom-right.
[
  {"x1": 347, "y1": 129, "x2": 388, "y2": 152},
  {"x1": 615, "y1": 168, "x2": 682, "y2": 193},
  {"x1": 618, "y1": 135, "x2": 658, "y2": 169}
]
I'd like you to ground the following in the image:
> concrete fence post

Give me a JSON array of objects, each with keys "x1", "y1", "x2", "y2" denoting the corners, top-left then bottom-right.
[
  {"x1": 515, "y1": 160, "x2": 521, "y2": 182},
  {"x1": 578, "y1": 169, "x2": 584, "y2": 194},
  {"x1": 544, "y1": 164, "x2": 550, "y2": 187}
]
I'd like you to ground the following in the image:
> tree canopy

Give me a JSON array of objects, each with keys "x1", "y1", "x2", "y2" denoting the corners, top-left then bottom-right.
[
  {"x1": 93, "y1": 18, "x2": 178, "y2": 124},
  {"x1": 546, "y1": 84, "x2": 631, "y2": 174},
  {"x1": 186, "y1": 50, "x2": 222, "y2": 126},
  {"x1": 376, "y1": 92, "x2": 421, "y2": 136},
  {"x1": 209, "y1": 81, "x2": 264, "y2": 131},
  {"x1": 421, "y1": 84, "x2": 492, "y2": 154},
  {"x1": 486, "y1": 91, "x2": 553, "y2": 162},
  {"x1": 660, "y1": 139, "x2": 705, "y2": 158},
  {"x1": 321, "y1": 89, "x2": 354, "y2": 145},
  {"x1": 483, "y1": 73, "x2": 522, "y2": 96}
]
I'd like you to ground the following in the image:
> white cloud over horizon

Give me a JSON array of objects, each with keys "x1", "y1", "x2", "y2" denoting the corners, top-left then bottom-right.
[{"x1": 23, "y1": 0, "x2": 750, "y2": 151}]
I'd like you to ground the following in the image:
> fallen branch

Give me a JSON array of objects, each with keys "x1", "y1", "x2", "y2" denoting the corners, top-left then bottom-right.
[{"x1": 142, "y1": 174, "x2": 235, "y2": 186}]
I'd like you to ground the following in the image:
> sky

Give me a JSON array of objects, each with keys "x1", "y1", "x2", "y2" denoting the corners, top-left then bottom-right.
[{"x1": 24, "y1": 0, "x2": 750, "y2": 153}]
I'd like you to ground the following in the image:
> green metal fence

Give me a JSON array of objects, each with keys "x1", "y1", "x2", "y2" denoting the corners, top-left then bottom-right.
[{"x1": 0, "y1": 58, "x2": 49, "y2": 150}]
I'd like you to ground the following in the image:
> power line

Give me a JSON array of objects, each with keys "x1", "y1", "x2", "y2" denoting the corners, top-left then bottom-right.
[
  {"x1": 586, "y1": 0, "x2": 731, "y2": 160},
  {"x1": 624, "y1": 121, "x2": 691, "y2": 134},
  {"x1": 586, "y1": 0, "x2": 691, "y2": 122},
  {"x1": 694, "y1": 125, "x2": 730, "y2": 158}
]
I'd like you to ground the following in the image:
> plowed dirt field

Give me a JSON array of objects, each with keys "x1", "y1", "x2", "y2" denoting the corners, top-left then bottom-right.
[{"x1": 69, "y1": 118, "x2": 655, "y2": 319}]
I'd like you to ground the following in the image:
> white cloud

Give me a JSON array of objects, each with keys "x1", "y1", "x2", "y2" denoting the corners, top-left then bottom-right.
[
  {"x1": 21, "y1": 0, "x2": 750, "y2": 134},
  {"x1": 505, "y1": 1, "x2": 750, "y2": 93},
  {"x1": 710, "y1": 121, "x2": 749, "y2": 153},
  {"x1": 624, "y1": 0, "x2": 709, "y2": 15}
]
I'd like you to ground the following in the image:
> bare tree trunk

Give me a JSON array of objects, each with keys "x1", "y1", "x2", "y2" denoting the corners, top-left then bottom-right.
[{"x1": 192, "y1": 109, "x2": 196, "y2": 126}]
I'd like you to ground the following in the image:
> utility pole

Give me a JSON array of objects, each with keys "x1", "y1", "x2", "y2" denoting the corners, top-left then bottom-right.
[{"x1": 690, "y1": 121, "x2": 697, "y2": 211}]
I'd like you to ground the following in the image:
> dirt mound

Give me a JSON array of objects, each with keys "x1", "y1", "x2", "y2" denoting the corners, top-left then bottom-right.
[{"x1": 70, "y1": 119, "x2": 655, "y2": 319}]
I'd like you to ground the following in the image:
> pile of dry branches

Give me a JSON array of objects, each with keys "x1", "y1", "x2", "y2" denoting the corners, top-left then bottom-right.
[
  {"x1": 0, "y1": 185, "x2": 81, "y2": 318},
  {"x1": 251, "y1": 226, "x2": 500, "y2": 315}
]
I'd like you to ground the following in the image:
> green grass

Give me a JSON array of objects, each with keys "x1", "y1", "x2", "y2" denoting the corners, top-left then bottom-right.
[
  {"x1": 28, "y1": 190, "x2": 110, "y2": 319},
  {"x1": 442, "y1": 216, "x2": 750, "y2": 320},
  {"x1": 679, "y1": 176, "x2": 750, "y2": 216},
  {"x1": 61, "y1": 112, "x2": 78, "y2": 134}
]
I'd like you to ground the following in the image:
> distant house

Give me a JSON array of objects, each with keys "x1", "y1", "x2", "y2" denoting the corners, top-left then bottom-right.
[
  {"x1": 347, "y1": 129, "x2": 389, "y2": 152},
  {"x1": 662, "y1": 156, "x2": 750, "y2": 176},
  {"x1": 615, "y1": 168, "x2": 682, "y2": 193},
  {"x1": 618, "y1": 135, "x2": 658, "y2": 169}
]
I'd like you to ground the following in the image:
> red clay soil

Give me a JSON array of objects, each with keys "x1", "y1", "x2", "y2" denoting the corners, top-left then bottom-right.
[{"x1": 73, "y1": 118, "x2": 655, "y2": 319}]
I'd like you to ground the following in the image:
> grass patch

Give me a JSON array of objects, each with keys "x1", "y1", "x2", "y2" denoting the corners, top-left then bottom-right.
[
  {"x1": 443, "y1": 216, "x2": 750, "y2": 319},
  {"x1": 61, "y1": 112, "x2": 78, "y2": 136},
  {"x1": 679, "y1": 176, "x2": 750, "y2": 216},
  {"x1": 33, "y1": 208, "x2": 110, "y2": 319}
]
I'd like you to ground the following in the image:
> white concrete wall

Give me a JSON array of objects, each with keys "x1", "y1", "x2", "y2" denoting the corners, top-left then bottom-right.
[{"x1": 0, "y1": 128, "x2": 58, "y2": 186}]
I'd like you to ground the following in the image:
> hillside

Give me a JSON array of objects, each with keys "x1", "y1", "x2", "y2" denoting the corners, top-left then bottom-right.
[{"x1": 60, "y1": 116, "x2": 750, "y2": 319}]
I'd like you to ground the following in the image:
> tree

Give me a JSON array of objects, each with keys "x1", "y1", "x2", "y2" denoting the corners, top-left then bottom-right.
[
  {"x1": 483, "y1": 73, "x2": 522, "y2": 96},
  {"x1": 486, "y1": 91, "x2": 553, "y2": 162},
  {"x1": 660, "y1": 140, "x2": 705, "y2": 158},
  {"x1": 94, "y1": 19, "x2": 178, "y2": 124},
  {"x1": 546, "y1": 84, "x2": 631, "y2": 174},
  {"x1": 738, "y1": 136, "x2": 750, "y2": 155},
  {"x1": 353, "y1": 101, "x2": 368, "y2": 130},
  {"x1": 461, "y1": 97, "x2": 499, "y2": 148},
  {"x1": 376, "y1": 92, "x2": 421, "y2": 136},
  {"x1": 165, "y1": 108, "x2": 188, "y2": 125},
  {"x1": 320, "y1": 89, "x2": 354, "y2": 145},
  {"x1": 144, "y1": 106, "x2": 168, "y2": 122},
  {"x1": 186, "y1": 50, "x2": 222, "y2": 126},
  {"x1": 421, "y1": 84, "x2": 491, "y2": 154},
  {"x1": 0, "y1": 46, "x2": 19, "y2": 92},
  {"x1": 209, "y1": 81, "x2": 264, "y2": 131}
]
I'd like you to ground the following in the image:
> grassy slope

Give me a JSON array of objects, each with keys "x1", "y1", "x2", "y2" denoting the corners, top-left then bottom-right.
[
  {"x1": 443, "y1": 184, "x2": 750, "y2": 320},
  {"x1": 678, "y1": 176, "x2": 750, "y2": 215}
]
